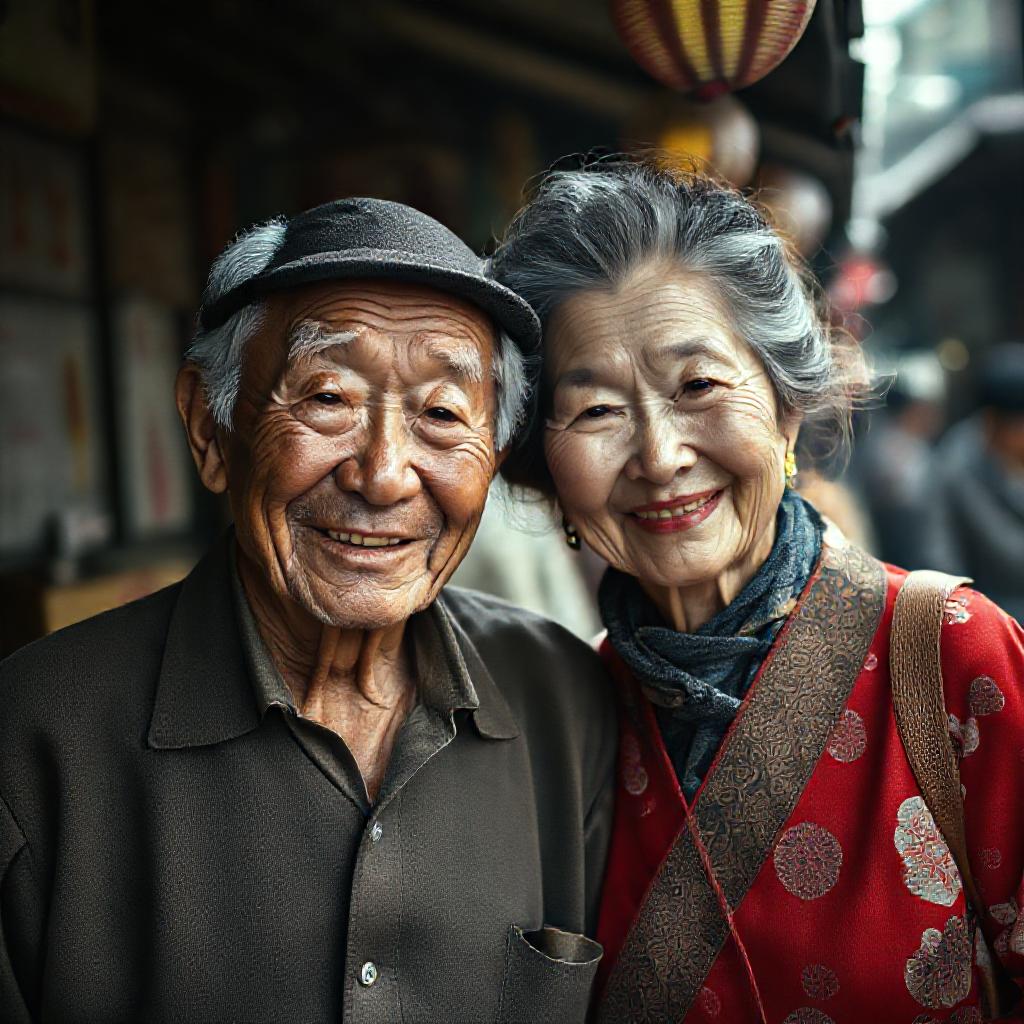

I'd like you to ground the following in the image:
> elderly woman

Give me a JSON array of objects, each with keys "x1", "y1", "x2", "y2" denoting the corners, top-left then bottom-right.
[{"x1": 491, "y1": 161, "x2": 1024, "y2": 1023}]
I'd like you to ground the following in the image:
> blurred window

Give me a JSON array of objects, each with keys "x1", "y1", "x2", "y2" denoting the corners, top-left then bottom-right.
[{"x1": 857, "y1": 0, "x2": 1022, "y2": 171}]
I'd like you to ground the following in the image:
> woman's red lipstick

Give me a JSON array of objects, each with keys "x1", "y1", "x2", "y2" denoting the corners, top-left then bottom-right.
[{"x1": 628, "y1": 489, "x2": 723, "y2": 534}]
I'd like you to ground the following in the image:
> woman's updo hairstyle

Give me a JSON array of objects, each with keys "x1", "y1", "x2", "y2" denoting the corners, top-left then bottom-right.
[{"x1": 488, "y1": 157, "x2": 868, "y2": 497}]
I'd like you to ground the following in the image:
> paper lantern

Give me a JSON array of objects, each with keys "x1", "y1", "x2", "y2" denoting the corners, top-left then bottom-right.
[
  {"x1": 757, "y1": 164, "x2": 832, "y2": 256},
  {"x1": 611, "y1": 0, "x2": 817, "y2": 99},
  {"x1": 647, "y1": 94, "x2": 759, "y2": 186},
  {"x1": 828, "y1": 253, "x2": 897, "y2": 313}
]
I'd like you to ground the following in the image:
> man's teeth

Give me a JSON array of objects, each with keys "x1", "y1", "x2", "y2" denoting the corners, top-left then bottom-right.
[
  {"x1": 635, "y1": 495, "x2": 714, "y2": 520},
  {"x1": 325, "y1": 530, "x2": 402, "y2": 547}
]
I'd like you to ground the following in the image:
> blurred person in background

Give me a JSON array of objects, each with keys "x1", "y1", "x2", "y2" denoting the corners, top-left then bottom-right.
[
  {"x1": 450, "y1": 490, "x2": 602, "y2": 640},
  {"x1": 792, "y1": 467, "x2": 875, "y2": 551},
  {"x1": 491, "y1": 159, "x2": 1024, "y2": 1023},
  {"x1": 851, "y1": 351, "x2": 946, "y2": 568},
  {"x1": 0, "y1": 198, "x2": 615, "y2": 1023},
  {"x1": 924, "y1": 342, "x2": 1024, "y2": 623}
]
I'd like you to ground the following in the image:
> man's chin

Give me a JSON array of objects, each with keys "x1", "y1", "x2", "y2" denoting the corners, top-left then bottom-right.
[{"x1": 286, "y1": 575, "x2": 431, "y2": 632}]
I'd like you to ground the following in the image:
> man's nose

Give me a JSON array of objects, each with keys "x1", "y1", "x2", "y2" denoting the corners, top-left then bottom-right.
[
  {"x1": 334, "y1": 406, "x2": 421, "y2": 506},
  {"x1": 624, "y1": 416, "x2": 698, "y2": 484}
]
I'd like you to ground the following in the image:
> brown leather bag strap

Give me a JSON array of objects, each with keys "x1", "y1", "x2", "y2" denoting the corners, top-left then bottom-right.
[
  {"x1": 890, "y1": 570, "x2": 979, "y2": 907},
  {"x1": 890, "y1": 570, "x2": 1021, "y2": 1019}
]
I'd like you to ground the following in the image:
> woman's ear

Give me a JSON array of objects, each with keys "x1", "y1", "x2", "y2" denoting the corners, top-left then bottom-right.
[
  {"x1": 782, "y1": 410, "x2": 804, "y2": 452},
  {"x1": 175, "y1": 365, "x2": 229, "y2": 494}
]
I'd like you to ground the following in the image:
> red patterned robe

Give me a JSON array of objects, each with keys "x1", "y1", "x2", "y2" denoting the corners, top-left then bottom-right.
[{"x1": 595, "y1": 539, "x2": 1024, "y2": 1023}]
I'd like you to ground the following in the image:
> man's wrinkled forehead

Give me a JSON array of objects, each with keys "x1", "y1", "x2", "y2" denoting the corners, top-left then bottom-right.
[
  {"x1": 261, "y1": 278, "x2": 497, "y2": 376},
  {"x1": 280, "y1": 278, "x2": 494, "y2": 336},
  {"x1": 284, "y1": 319, "x2": 485, "y2": 384}
]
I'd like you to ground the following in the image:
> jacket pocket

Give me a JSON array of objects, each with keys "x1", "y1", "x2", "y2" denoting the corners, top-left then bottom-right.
[{"x1": 496, "y1": 924, "x2": 602, "y2": 1024}]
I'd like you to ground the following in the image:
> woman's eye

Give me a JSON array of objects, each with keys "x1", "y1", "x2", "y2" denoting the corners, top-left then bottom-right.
[
  {"x1": 582, "y1": 405, "x2": 613, "y2": 419},
  {"x1": 425, "y1": 407, "x2": 459, "y2": 423},
  {"x1": 681, "y1": 379, "x2": 715, "y2": 396},
  {"x1": 312, "y1": 392, "x2": 342, "y2": 405}
]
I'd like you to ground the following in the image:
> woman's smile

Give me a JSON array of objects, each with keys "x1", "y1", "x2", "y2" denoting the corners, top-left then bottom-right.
[{"x1": 626, "y1": 489, "x2": 723, "y2": 533}]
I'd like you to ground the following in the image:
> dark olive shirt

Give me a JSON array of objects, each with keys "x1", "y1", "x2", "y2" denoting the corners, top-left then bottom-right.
[
  {"x1": 230, "y1": 543, "x2": 487, "y2": 816},
  {"x1": 0, "y1": 536, "x2": 616, "y2": 1023}
]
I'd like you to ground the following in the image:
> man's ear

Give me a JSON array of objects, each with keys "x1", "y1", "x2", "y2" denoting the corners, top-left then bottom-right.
[
  {"x1": 493, "y1": 445, "x2": 510, "y2": 471},
  {"x1": 175, "y1": 364, "x2": 229, "y2": 494}
]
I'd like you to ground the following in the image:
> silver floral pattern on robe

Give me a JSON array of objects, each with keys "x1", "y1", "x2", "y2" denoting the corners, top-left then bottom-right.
[
  {"x1": 782, "y1": 1009, "x2": 835, "y2": 1023},
  {"x1": 944, "y1": 593, "x2": 972, "y2": 625},
  {"x1": 979, "y1": 847, "x2": 1002, "y2": 869},
  {"x1": 773, "y1": 822, "x2": 843, "y2": 900},
  {"x1": 621, "y1": 731, "x2": 649, "y2": 796},
  {"x1": 989, "y1": 899, "x2": 1024, "y2": 957},
  {"x1": 696, "y1": 987, "x2": 720, "y2": 1015},
  {"x1": 969, "y1": 675, "x2": 1005, "y2": 717},
  {"x1": 914, "y1": 1011, "x2": 983, "y2": 1024},
  {"x1": 904, "y1": 915, "x2": 973, "y2": 1008},
  {"x1": 894, "y1": 796, "x2": 963, "y2": 907},
  {"x1": 949, "y1": 1009, "x2": 984, "y2": 1023},
  {"x1": 948, "y1": 713, "x2": 980, "y2": 758},
  {"x1": 826, "y1": 708, "x2": 866, "y2": 763},
  {"x1": 801, "y1": 964, "x2": 839, "y2": 1000}
]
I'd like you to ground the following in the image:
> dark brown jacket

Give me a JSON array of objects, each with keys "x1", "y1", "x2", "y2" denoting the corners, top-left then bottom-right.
[{"x1": 0, "y1": 538, "x2": 615, "y2": 1023}]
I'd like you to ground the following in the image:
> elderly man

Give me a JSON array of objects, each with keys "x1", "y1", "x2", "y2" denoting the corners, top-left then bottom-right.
[{"x1": 0, "y1": 199, "x2": 615, "y2": 1023}]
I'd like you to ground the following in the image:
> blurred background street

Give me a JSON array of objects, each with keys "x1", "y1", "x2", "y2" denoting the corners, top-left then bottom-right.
[{"x1": 1, "y1": 0, "x2": 1022, "y2": 652}]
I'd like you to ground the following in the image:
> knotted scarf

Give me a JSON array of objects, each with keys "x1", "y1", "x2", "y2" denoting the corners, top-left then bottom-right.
[{"x1": 599, "y1": 490, "x2": 824, "y2": 799}]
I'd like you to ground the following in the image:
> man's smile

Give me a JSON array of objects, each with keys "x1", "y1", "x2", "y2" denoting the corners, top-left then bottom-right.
[
  {"x1": 302, "y1": 523, "x2": 429, "y2": 567},
  {"x1": 323, "y1": 529, "x2": 406, "y2": 547}
]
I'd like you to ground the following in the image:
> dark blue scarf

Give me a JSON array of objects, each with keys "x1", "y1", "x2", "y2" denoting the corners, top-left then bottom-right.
[{"x1": 599, "y1": 490, "x2": 824, "y2": 799}]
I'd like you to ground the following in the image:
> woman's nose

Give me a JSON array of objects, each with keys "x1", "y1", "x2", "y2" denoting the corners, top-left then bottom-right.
[
  {"x1": 624, "y1": 418, "x2": 698, "y2": 484},
  {"x1": 334, "y1": 406, "x2": 421, "y2": 506}
]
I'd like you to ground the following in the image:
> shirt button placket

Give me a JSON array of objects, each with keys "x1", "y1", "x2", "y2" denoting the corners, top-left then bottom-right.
[{"x1": 344, "y1": 806, "x2": 401, "y2": 1022}]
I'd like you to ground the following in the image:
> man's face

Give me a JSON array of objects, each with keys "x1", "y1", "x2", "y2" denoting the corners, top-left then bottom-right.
[{"x1": 222, "y1": 280, "x2": 500, "y2": 629}]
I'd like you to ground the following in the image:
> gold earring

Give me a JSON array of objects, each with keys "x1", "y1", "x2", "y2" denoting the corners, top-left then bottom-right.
[
  {"x1": 784, "y1": 451, "x2": 798, "y2": 487},
  {"x1": 562, "y1": 517, "x2": 581, "y2": 551}
]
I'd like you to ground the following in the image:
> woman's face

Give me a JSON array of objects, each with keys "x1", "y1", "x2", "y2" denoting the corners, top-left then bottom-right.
[{"x1": 543, "y1": 262, "x2": 799, "y2": 591}]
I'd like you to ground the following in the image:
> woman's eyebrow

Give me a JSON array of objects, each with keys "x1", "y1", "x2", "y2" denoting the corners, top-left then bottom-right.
[
  {"x1": 554, "y1": 367, "x2": 596, "y2": 389},
  {"x1": 663, "y1": 339, "x2": 722, "y2": 361},
  {"x1": 553, "y1": 339, "x2": 730, "y2": 390}
]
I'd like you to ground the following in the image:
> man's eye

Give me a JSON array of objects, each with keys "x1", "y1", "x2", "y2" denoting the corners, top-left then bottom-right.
[
  {"x1": 312, "y1": 392, "x2": 342, "y2": 405},
  {"x1": 582, "y1": 405, "x2": 612, "y2": 419},
  {"x1": 426, "y1": 407, "x2": 458, "y2": 423},
  {"x1": 682, "y1": 379, "x2": 715, "y2": 396}
]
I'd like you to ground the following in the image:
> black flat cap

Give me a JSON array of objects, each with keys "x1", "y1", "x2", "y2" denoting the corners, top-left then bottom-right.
[{"x1": 199, "y1": 197, "x2": 541, "y2": 354}]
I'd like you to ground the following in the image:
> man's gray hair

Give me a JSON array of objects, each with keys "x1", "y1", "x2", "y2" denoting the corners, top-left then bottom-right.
[
  {"x1": 186, "y1": 219, "x2": 527, "y2": 448},
  {"x1": 490, "y1": 161, "x2": 865, "y2": 461}
]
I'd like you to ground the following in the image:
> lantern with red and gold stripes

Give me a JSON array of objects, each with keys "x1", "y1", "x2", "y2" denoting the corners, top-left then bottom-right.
[{"x1": 611, "y1": 0, "x2": 817, "y2": 99}]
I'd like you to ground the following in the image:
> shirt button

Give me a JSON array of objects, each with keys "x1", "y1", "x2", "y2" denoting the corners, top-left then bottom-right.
[
  {"x1": 359, "y1": 961, "x2": 379, "y2": 987},
  {"x1": 370, "y1": 821, "x2": 383, "y2": 843}
]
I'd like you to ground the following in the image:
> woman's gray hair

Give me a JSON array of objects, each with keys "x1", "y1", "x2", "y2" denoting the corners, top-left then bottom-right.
[
  {"x1": 489, "y1": 160, "x2": 866, "y2": 492},
  {"x1": 186, "y1": 219, "x2": 527, "y2": 448}
]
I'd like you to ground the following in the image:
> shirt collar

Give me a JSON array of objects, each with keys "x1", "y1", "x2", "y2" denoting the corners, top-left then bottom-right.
[
  {"x1": 147, "y1": 534, "x2": 261, "y2": 749},
  {"x1": 147, "y1": 533, "x2": 519, "y2": 749},
  {"x1": 432, "y1": 597, "x2": 519, "y2": 739},
  {"x1": 227, "y1": 542, "x2": 297, "y2": 716}
]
